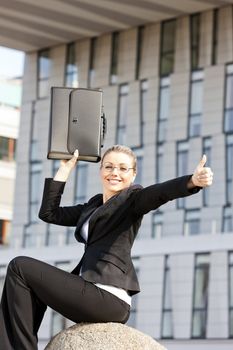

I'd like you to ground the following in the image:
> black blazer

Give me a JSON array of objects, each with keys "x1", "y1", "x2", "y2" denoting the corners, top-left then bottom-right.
[{"x1": 39, "y1": 176, "x2": 200, "y2": 295}]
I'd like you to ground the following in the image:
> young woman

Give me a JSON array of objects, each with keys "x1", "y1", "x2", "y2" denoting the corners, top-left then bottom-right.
[{"x1": 0, "y1": 145, "x2": 213, "y2": 350}]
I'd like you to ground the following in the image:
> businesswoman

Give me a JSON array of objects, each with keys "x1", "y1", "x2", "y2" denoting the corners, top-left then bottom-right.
[{"x1": 0, "y1": 145, "x2": 213, "y2": 350}]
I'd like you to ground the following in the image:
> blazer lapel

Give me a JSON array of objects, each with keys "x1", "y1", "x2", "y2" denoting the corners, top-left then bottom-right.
[
  {"x1": 74, "y1": 195, "x2": 103, "y2": 243},
  {"x1": 87, "y1": 186, "x2": 141, "y2": 244}
]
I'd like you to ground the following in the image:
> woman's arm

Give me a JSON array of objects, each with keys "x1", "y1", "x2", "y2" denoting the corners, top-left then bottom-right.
[
  {"x1": 132, "y1": 155, "x2": 213, "y2": 216},
  {"x1": 39, "y1": 150, "x2": 84, "y2": 226},
  {"x1": 53, "y1": 149, "x2": 79, "y2": 182}
]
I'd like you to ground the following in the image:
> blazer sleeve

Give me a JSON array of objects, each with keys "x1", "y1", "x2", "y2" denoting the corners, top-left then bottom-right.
[
  {"x1": 131, "y1": 175, "x2": 201, "y2": 216},
  {"x1": 38, "y1": 178, "x2": 86, "y2": 226}
]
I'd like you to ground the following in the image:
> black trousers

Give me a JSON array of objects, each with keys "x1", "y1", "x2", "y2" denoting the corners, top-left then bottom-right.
[{"x1": 0, "y1": 256, "x2": 130, "y2": 350}]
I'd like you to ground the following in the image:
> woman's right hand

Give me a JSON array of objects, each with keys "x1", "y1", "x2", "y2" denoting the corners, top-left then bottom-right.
[{"x1": 53, "y1": 149, "x2": 79, "y2": 182}]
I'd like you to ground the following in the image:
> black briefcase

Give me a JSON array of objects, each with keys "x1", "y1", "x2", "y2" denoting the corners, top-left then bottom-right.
[{"x1": 47, "y1": 87, "x2": 106, "y2": 162}]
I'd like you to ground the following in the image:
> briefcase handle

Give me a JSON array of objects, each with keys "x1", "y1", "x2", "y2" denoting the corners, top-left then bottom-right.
[{"x1": 101, "y1": 112, "x2": 107, "y2": 148}]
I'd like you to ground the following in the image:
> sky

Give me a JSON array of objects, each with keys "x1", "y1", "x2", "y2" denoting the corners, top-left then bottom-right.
[{"x1": 0, "y1": 46, "x2": 25, "y2": 78}]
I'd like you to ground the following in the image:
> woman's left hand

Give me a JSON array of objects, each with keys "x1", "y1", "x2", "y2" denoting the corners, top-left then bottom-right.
[{"x1": 191, "y1": 154, "x2": 213, "y2": 188}]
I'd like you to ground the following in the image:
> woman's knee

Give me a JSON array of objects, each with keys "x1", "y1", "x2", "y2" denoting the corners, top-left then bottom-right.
[{"x1": 8, "y1": 256, "x2": 31, "y2": 274}]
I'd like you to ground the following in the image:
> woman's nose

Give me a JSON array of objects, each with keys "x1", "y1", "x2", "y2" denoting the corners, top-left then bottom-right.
[{"x1": 111, "y1": 167, "x2": 119, "y2": 174}]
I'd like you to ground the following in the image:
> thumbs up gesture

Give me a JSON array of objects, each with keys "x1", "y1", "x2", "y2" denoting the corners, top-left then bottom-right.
[{"x1": 191, "y1": 155, "x2": 213, "y2": 187}]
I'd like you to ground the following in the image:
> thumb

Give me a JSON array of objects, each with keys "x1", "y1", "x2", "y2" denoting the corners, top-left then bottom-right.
[{"x1": 198, "y1": 154, "x2": 207, "y2": 168}]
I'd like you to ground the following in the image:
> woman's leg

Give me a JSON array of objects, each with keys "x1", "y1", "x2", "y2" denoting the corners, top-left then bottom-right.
[{"x1": 0, "y1": 256, "x2": 130, "y2": 350}]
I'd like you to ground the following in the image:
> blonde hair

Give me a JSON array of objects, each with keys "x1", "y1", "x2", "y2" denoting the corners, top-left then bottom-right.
[{"x1": 101, "y1": 145, "x2": 137, "y2": 171}]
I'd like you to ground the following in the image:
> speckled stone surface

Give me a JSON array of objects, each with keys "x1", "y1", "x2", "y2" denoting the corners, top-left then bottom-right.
[{"x1": 45, "y1": 322, "x2": 167, "y2": 350}]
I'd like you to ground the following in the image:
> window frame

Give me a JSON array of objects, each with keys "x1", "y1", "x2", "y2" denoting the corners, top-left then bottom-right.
[{"x1": 191, "y1": 253, "x2": 210, "y2": 339}]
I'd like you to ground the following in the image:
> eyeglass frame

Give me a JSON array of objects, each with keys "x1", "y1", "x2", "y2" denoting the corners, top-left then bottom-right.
[{"x1": 101, "y1": 162, "x2": 135, "y2": 174}]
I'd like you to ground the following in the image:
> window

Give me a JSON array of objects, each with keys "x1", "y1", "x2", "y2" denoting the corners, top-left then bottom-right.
[
  {"x1": 66, "y1": 227, "x2": 76, "y2": 245},
  {"x1": 229, "y1": 252, "x2": 233, "y2": 337},
  {"x1": 23, "y1": 223, "x2": 41, "y2": 247},
  {"x1": 152, "y1": 211, "x2": 163, "y2": 238},
  {"x1": 156, "y1": 144, "x2": 164, "y2": 183},
  {"x1": 29, "y1": 162, "x2": 42, "y2": 223},
  {"x1": 0, "y1": 265, "x2": 7, "y2": 298},
  {"x1": 177, "y1": 141, "x2": 189, "y2": 208},
  {"x1": 88, "y1": 37, "x2": 97, "y2": 88},
  {"x1": 0, "y1": 136, "x2": 16, "y2": 161},
  {"x1": 74, "y1": 164, "x2": 88, "y2": 203},
  {"x1": 157, "y1": 77, "x2": 170, "y2": 143},
  {"x1": 203, "y1": 137, "x2": 212, "y2": 206},
  {"x1": 52, "y1": 160, "x2": 60, "y2": 177},
  {"x1": 160, "y1": 20, "x2": 176, "y2": 76},
  {"x1": 192, "y1": 254, "x2": 210, "y2": 338},
  {"x1": 212, "y1": 9, "x2": 218, "y2": 66},
  {"x1": 116, "y1": 84, "x2": 129, "y2": 144},
  {"x1": 37, "y1": 49, "x2": 51, "y2": 99},
  {"x1": 161, "y1": 256, "x2": 173, "y2": 338},
  {"x1": 224, "y1": 65, "x2": 233, "y2": 133},
  {"x1": 51, "y1": 311, "x2": 66, "y2": 337},
  {"x1": 189, "y1": 70, "x2": 204, "y2": 137},
  {"x1": 184, "y1": 209, "x2": 200, "y2": 235},
  {"x1": 140, "y1": 79, "x2": 148, "y2": 146},
  {"x1": 110, "y1": 32, "x2": 119, "y2": 84},
  {"x1": 127, "y1": 261, "x2": 139, "y2": 327},
  {"x1": 226, "y1": 134, "x2": 233, "y2": 205},
  {"x1": 65, "y1": 43, "x2": 78, "y2": 88},
  {"x1": 136, "y1": 26, "x2": 145, "y2": 80},
  {"x1": 0, "y1": 219, "x2": 10, "y2": 245},
  {"x1": 190, "y1": 14, "x2": 201, "y2": 71},
  {"x1": 223, "y1": 206, "x2": 233, "y2": 233},
  {"x1": 134, "y1": 152, "x2": 143, "y2": 185}
]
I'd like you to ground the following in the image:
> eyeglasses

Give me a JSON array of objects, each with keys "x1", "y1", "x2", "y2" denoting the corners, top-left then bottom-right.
[{"x1": 102, "y1": 163, "x2": 134, "y2": 174}]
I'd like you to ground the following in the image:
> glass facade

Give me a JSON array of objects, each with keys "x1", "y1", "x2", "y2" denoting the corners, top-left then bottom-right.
[
  {"x1": 136, "y1": 26, "x2": 145, "y2": 80},
  {"x1": 29, "y1": 162, "x2": 42, "y2": 223},
  {"x1": 223, "y1": 206, "x2": 233, "y2": 233},
  {"x1": 0, "y1": 136, "x2": 16, "y2": 161},
  {"x1": 152, "y1": 211, "x2": 163, "y2": 238},
  {"x1": 184, "y1": 209, "x2": 200, "y2": 235},
  {"x1": 156, "y1": 144, "x2": 164, "y2": 183},
  {"x1": 140, "y1": 79, "x2": 148, "y2": 146},
  {"x1": 110, "y1": 32, "x2": 119, "y2": 84},
  {"x1": 224, "y1": 65, "x2": 233, "y2": 133},
  {"x1": 190, "y1": 14, "x2": 201, "y2": 70},
  {"x1": 74, "y1": 164, "x2": 88, "y2": 204},
  {"x1": 229, "y1": 252, "x2": 233, "y2": 337},
  {"x1": 177, "y1": 141, "x2": 189, "y2": 208},
  {"x1": 192, "y1": 254, "x2": 209, "y2": 338},
  {"x1": 203, "y1": 137, "x2": 212, "y2": 206},
  {"x1": 161, "y1": 256, "x2": 173, "y2": 338},
  {"x1": 160, "y1": 20, "x2": 176, "y2": 76},
  {"x1": 0, "y1": 219, "x2": 10, "y2": 245},
  {"x1": 88, "y1": 37, "x2": 97, "y2": 88},
  {"x1": 37, "y1": 49, "x2": 51, "y2": 99},
  {"x1": 65, "y1": 43, "x2": 78, "y2": 88},
  {"x1": 117, "y1": 84, "x2": 129, "y2": 144},
  {"x1": 189, "y1": 70, "x2": 204, "y2": 137},
  {"x1": 226, "y1": 134, "x2": 233, "y2": 205},
  {"x1": 157, "y1": 77, "x2": 170, "y2": 143},
  {"x1": 134, "y1": 153, "x2": 143, "y2": 185},
  {"x1": 212, "y1": 9, "x2": 218, "y2": 65}
]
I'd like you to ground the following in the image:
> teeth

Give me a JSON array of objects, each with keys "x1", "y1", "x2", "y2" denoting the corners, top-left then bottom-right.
[{"x1": 108, "y1": 179, "x2": 120, "y2": 184}]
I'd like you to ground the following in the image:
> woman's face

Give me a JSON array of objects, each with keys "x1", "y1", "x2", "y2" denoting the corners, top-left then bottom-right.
[{"x1": 100, "y1": 151, "x2": 136, "y2": 199}]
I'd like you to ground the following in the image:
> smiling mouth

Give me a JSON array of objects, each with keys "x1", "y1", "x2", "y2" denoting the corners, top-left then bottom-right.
[{"x1": 107, "y1": 179, "x2": 122, "y2": 183}]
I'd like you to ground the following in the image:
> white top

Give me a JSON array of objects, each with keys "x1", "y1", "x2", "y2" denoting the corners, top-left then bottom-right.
[{"x1": 80, "y1": 213, "x2": 132, "y2": 306}]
